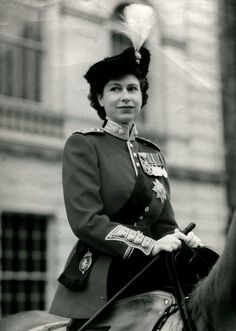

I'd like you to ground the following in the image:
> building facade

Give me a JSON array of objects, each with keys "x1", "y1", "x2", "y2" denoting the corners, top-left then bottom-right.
[
  {"x1": 0, "y1": 0, "x2": 228, "y2": 317},
  {"x1": 219, "y1": 0, "x2": 236, "y2": 220}
]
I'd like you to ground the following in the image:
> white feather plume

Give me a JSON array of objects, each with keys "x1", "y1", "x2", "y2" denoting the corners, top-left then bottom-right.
[{"x1": 117, "y1": 4, "x2": 156, "y2": 51}]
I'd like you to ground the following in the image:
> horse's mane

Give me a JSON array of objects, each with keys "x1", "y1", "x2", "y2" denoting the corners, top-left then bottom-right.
[{"x1": 188, "y1": 211, "x2": 236, "y2": 331}]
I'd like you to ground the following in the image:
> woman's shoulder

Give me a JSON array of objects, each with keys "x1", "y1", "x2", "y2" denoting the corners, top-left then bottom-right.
[
  {"x1": 136, "y1": 136, "x2": 161, "y2": 152},
  {"x1": 64, "y1": 128, "x2": 105, "y2": 152},
  {"x1": 66, "y1": 128, "x2": 104, "y2": 142},
  {"x1": 73, "y1": 128, "x2": 104, "y2": 135}
]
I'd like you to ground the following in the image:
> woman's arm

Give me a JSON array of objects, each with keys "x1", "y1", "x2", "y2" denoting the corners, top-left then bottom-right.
[{"x1": 63, "y1": 133, "x2": 155, "y2": 259}]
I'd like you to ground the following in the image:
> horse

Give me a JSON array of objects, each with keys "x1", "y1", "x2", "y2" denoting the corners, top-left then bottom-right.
[
  {"x1": 187, "y1": 210, "x2": 236, "y2": 331},
  {"x1": 1, "y1": 211, "x2": 235, "y2": 331}
]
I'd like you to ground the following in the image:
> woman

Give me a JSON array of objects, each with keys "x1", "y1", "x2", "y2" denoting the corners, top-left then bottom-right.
[{"x1": 49, "y1": 46, "x2": 205, "y2": 330}]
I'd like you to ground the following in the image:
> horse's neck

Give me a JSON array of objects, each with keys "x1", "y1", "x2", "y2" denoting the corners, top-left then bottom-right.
[
  {"x1": 212, "y1": 211, "x2": 236, "y2": 299},
  {"x1": 188, "y1": 211, "x2": 236, "y2": 330}
]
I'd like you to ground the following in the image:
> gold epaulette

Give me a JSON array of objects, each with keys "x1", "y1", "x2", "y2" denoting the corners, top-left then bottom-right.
[
  {"x1": 136, "y1": 136, "x2": 160, "y2": 151},
  {"x1": 73, "y1": 128, "x2": 104, "y2": 135}
]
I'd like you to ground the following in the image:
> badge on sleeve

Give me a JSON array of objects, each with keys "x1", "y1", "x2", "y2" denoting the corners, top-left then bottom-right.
[
  {"x1": 79, "y1": 250, "x2": 92, "y2": 274},
  {"x1": 152, "y1": 179, "x2": 167, "y2": 203}
]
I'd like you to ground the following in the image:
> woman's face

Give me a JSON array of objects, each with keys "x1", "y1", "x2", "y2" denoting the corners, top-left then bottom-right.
[{"x1": 98, "y1": 74, "x2": 142, "y2": 125}]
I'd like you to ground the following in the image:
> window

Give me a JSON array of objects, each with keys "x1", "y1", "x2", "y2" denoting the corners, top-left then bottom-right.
[
  {"x1": 0, "y1": 21, "x2": 42, "y2": 102},
  {"x1": 0, "y1": 212, "x2": 48, "y2": 317}
]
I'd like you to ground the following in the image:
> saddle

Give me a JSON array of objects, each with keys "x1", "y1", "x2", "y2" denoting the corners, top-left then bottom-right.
[
  {"x1": 78, "y1": 245, "x2": 218, "y2": 331},
  {"x1": 90, "y1": 291, "x2": 177, "y2": 331}
]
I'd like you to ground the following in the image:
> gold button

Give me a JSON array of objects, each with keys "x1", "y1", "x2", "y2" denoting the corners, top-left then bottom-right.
[
  {"x1": 144, "y1": 206, "x2": 149, "y2": 212},
  {"x1": 139, "y1": 216, "x2": 144, "y2": 220},
  {"x1": 136, "y1": 163, "x2": 140, "y2": 167},
  {"x1": 118, "y1": 129, "x2": 124, "y2": 135},
  {"x1": 133, "y1": 152, "x2": 137, "y2": 158},
  {"x1": 130, "y1": 143, "x2": 133, "y2": 148}
]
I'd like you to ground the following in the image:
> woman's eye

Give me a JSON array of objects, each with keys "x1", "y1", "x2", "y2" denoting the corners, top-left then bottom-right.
[
  {"x1": 128, "y1": 86, "x2": 138, "y2": 92},
  {"x1": 110, "y1": 86, "x2": 120, "y2": 91}
]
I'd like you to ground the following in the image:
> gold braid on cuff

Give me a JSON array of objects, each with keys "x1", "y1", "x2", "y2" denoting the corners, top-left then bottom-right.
[{"x1": 105, "y1": 225, "x2": 155, "y2": 259}]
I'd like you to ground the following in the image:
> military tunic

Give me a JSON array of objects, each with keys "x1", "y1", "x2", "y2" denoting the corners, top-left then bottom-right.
[{"x1": 49, "y1": 120, "x2": 178, "y2": 319}]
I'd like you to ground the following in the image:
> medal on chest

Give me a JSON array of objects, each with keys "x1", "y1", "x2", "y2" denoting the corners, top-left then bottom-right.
[
  {"x1": 152, "y1": 179, "x2": 167, "y2": 203},
  {"x1": 138, "y1": 152, "x2": 168, "y2": 178}
]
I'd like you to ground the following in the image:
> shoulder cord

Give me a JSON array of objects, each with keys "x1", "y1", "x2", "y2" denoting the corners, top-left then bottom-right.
[
  {"x1": 102, "y1": 119, "x2": 108, "y2": 128},
  {"x1": 166, "y1": 252, "x2": 196, "y2": 331}
]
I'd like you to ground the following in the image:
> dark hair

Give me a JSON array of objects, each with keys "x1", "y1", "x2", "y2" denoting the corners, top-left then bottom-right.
[{"x1": 87, "y1": 74, "x2": 149, "y2": 120}]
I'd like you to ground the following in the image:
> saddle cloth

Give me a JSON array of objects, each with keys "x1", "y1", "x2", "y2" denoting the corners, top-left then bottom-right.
[{"x1": 92, "y1": 291, "x2": 176, "y2": 331}]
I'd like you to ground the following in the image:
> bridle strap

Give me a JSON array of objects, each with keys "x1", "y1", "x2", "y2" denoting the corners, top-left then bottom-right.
[{"x1": 166, "y1": 251, "x2": 196, "y2": 331}]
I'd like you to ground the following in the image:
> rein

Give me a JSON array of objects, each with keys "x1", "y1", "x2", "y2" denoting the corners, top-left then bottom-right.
[
  {"x1": 166, "y1": 251, "x2": 196, "y2": 331},
  {"x1": 78, "y1": 223, "x2": 196, "y2": 331}
]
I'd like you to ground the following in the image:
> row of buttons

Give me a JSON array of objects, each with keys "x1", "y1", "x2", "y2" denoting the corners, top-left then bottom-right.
[
  {"x1": 127, "y1": 141, "x2": 139, "y2": 176},
  {"x1": 128, "y1": 141, "x2": 151, "y2": 219},
  {"x1": 132, "y1": 151, "x2": 141, "y2": 168},
  {"x1": 139, "y1": 206, "x2": 150, "y2": 220}
]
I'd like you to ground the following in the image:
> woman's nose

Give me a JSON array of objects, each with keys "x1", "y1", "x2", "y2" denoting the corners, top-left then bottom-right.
[{"x1": 121, "y1": 89, "x2": 131, "y2": 101}]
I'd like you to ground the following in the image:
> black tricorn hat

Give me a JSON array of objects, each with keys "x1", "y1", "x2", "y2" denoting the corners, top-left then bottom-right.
[{"x1": 84, "y1": 47, "x2": 150, "y2": 89}]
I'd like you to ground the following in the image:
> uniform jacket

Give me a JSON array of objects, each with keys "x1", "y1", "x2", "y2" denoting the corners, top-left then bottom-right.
[{"x1": 49, "y1": 120, "x2": 178, "y2": 319}]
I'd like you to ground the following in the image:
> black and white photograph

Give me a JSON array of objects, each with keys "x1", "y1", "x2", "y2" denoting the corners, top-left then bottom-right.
[{"x1": 0, "y1": 0, "x2": 235, "y2": 330}]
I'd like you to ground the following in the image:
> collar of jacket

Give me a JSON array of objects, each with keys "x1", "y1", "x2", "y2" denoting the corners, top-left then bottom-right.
[{"x1": 103, "y1": 120, "x2": 138, "y2": 141}]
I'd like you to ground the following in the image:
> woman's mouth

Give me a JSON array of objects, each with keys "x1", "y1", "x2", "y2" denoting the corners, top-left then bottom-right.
[{"x1": 117, "y1": 106, "x2": 134, "y2": 111}]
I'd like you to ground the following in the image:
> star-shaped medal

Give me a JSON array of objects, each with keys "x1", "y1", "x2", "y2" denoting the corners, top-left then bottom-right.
[{"x1": 152, "y1": 179, "x2": 167, "y2": 203}]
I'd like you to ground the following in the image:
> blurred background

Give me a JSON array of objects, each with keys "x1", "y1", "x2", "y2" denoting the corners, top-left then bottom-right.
[{"x1": 0, "y1": 0, "x2": 235, "y2": 318}]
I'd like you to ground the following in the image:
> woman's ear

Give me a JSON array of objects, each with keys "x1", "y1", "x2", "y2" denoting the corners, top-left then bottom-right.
[{"x1": 97, "y1": 94, "x2": 104, "y2": 107}]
